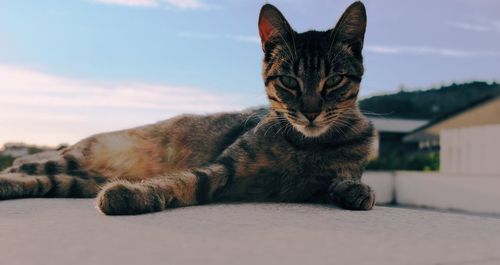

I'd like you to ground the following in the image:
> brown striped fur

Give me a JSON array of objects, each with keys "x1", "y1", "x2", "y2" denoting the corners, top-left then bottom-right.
[{"x1": 0, "y1": 2, "x2": 375, "y2": 215}]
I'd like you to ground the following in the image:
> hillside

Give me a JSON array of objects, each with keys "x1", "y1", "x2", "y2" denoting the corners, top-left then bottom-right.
[{"x1": 359, "y1": 81, "x2": 500, "y2": 120}]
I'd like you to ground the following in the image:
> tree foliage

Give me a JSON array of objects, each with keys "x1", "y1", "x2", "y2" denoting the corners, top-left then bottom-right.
[
  {"x1": 359, "y1": 81, "x2": 500, "y2": 120},
  {"x1": 0, "y1": 155, "x2": 15, "y2": 171}
]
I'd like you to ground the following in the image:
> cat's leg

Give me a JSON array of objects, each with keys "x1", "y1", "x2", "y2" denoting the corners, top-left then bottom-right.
[
  {"x1": 1, "y1": 149, "x2": 106, "y2": 199},
  {"x1": 0, "y1": 173, "x2": 106, "y2": 199},
  {"x1": 96, "y1": 163, "x2": 227, "y2": 215},
  {"x1": 329, "y1": 178, "x2": 375, "y2": 210},
  {"x1": 96, "y1": 134, "x2": 264, "y2": 215}
]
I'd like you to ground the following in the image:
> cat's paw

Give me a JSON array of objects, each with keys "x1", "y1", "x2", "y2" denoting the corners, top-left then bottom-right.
[
  {"x1": 8, "y1": 160, "x2": 69, "y2": 176},
  {"x1": 96, "y1": 181, "x2": 167, "y2": 215},
  {"x1": 7, "y1": 162, "x2": 41, "y2": 175},
  {"x1": 6, "y1": 151, "x2": 67, "y2": 175},
  {"x1": 330, "y1": 181, "x2": 375, "y2": 210}
]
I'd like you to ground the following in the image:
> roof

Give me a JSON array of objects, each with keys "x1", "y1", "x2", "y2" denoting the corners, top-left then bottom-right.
[
  {"x1": 403, "y1": 94, "x2": 500, "y2": 142},
  {"x1": 368, "y1": 117, "x2": 428, "y2": 133},
  {"x1": 407, "y1": 94, "x2": 500, "y2": 135}
]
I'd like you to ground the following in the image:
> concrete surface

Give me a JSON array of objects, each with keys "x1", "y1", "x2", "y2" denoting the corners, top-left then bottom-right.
[
  {"x1": 1, "y1": 199, "x2": 500, "y2": 265},
  {"x1": 364, "y1": 171, "x2": 500, "y2": 215}
]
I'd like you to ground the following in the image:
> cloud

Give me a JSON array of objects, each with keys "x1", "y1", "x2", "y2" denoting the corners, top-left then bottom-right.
[
  {"x1": 164, "y1": 0, "x2": 207, "y2": 9},
  {"x1": 178, "y1": 31, "x2": 500, "y2": 58},
  {"x1": 179, "y1": 32, "x2": 260, "y2": 44},
  {"x1": 365, "y1": 45, "x2": 500, "y2": 57},
  {"x1": 89, "y1": 0, "x2": 159, "y2": 7},
  {"x1": 0, "y1": 66, "x2": 242, "y2": 112},
  {"x1": 178, "y1": 32, "x2": 500, "y2": 58},
  {"x1": 89, "y1": 0, "x2": 211, "y2": 9},
  {"x1": 446, "y1": 20, "x2": 500, "y2": 32},
  {"x1": 446, "y1": 21, "x2": 491, "y2": 32},
  {"x1": 226, "y1": 35, "x2": 260, "y2": 44},
  {"x1": 0, "y1": 65, "x2": 244, "y2": 146}
]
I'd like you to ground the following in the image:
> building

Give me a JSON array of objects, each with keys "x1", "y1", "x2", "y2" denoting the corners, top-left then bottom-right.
[
  {"x1": 403, "y1": 95, "x2": 500, "y2": 150},
  {"x1": 368, "y1": 116, "x2": 428, "y2": 158},
  {"x1": 440, "y1": 124, "x2": 500, "y2": 175},
  {"x1": 0, "y1": 143, "x2": 60, "y2": 158},
  {"x1": 1, "y1": 143, "x2": 30, "y2": 158}
]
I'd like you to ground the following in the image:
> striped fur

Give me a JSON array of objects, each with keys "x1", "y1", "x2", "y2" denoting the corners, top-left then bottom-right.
[{"x1": 0, "y1": 2, "x2": 375, "y2": 215}]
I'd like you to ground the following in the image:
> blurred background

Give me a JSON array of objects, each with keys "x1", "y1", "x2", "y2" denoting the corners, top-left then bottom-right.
[{"x1": 1, "y1": 0, "x2": 499, "y2": 214}]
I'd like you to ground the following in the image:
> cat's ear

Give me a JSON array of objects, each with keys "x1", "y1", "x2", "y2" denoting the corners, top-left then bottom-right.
[
  {"x1": 258, "y1": 4, "x2": 294, "y2": 50},
  {"x1": 331, "y1": 1, "x2": 367, "y2": 58}
]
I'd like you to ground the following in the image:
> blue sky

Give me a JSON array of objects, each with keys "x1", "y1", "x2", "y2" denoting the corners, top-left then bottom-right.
[{"x1": 0, "y1": 0, "x2": 499, "y2": 145}]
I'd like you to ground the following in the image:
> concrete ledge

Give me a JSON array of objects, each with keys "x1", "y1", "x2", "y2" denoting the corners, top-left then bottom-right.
[
  {"x1": 364, "y1": 171, "x2": 500, "y2": 215},
  {"x1": 1, "y1": 199, "x2": 500, "y2": 265}
]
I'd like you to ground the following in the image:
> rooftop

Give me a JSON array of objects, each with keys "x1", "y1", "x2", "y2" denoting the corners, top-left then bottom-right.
[{"x1": 368, "y1": 117, "x2": 428, "y2": 133}]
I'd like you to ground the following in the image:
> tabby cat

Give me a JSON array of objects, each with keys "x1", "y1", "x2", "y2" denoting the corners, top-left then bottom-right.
[{"x1": 0, "y1": 2, "x2": 375, "y2": 215}]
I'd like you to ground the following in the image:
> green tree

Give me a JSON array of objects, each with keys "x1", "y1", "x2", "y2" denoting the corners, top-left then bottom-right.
[{"x1": 0, "y1": 155, "x2": 15, "y2": 171}]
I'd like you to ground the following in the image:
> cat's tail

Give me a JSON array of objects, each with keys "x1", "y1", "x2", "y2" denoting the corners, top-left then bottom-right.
[{"x1": 0, "y1": 172, "x2": 107, "y2": 199}]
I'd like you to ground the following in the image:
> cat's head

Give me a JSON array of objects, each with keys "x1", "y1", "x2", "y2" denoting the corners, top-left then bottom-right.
[{"x1": 259, "y1": 2, "x2": 366, "y2": 137}]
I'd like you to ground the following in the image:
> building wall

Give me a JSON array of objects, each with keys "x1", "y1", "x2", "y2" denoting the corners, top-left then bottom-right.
[{"x1": 440, "y1": 124, "x2": 500, "y2": 175}]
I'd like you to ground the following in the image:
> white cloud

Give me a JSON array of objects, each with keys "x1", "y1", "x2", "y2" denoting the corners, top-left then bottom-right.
[
  {"x1": 179, "y1": 32, "x2": 260, "y2": 44},
  {"x1": 365, "y1": 45, "x2": 500, "y2": 57},
  {"x1": 0, "y1": 65, "x2": 241, "y2": 112},
  {"x1": 178, "y1": 32, "x2": 500, "y2": 57},
  {"x1": 446, "y1": 21, "x2": 490, "y2": 32},
  {"x1": 89, "y1": 0, "x2": 211, "y2": 9},
  {"x1": 164, "y1": 0, "x2": 207, "y2": 9},
  {"x1": 226, "y1": 35, "x2": 260, "y2": 44},
  {"x1": 90, "y1": 0, "x2": 159, "y2": 7},
  {"x1": 446, "y1": 20, "x2": 500, "y2": 32},
  {"x1": 0, "y1": 65, "x2": 244, "y2": 146}
]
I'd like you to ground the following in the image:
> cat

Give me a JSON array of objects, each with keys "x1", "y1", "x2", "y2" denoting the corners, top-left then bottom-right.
[{"x1": 0, "y1": 1, "x2": 375, "y2": 215}]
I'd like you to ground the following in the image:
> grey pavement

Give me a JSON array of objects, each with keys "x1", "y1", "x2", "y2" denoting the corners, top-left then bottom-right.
[{"x1": 1, "y1": 199, "x2": 500, "y2": 265}]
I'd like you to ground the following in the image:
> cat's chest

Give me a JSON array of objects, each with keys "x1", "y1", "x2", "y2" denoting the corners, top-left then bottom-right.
[
  {"x1": 268, "y1": 148, "x2": 334, "y2": 200},
  {"x1": 292, "y1": 150, "x2": 335, "y2": 176},
  {"x1": 221, "y1": 142, "x2": 336, "y2": 202},
  {"x1": 250, "y1": 135, "x2": 340, "y2": 177}
]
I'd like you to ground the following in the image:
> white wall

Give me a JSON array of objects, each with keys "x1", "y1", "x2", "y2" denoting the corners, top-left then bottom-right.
[
  {"x1": 440, "y1": 124, "x2": 500, "y2": 175},
  {"x1": 362, "y1": 171, "x2": 394, "y2": 204},
  {"x1": 363, "y1": 171, "x2": 500, "y2": 215}
]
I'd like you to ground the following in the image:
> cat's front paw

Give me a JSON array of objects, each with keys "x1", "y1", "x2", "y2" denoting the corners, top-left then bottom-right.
[
  {"x1": 96, "y1": 181, "x2": 167, "y2": 215},
  {"x1": 330, "y1": 181, "x2": 375, "y2": 210}
]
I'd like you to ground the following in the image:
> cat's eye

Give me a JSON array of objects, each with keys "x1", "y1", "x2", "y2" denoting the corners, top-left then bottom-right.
[
  {"x1": 278, "y1": 76, "x2": 300, "y2": 90},
  {"x1": 324, "y1": 75, "x2": 343, "y2": 89}
]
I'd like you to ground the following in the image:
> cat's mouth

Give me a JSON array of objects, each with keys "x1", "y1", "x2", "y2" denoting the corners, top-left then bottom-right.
[
  {"x1": 305, "y1": 123, "x2": 317, "y2": 128},
  {"x1": 291, "y1": 121, "x2": 330, "y2": 138},
  {"x1": 279, "y1": 112, "x2": 331, "y2": 138}
]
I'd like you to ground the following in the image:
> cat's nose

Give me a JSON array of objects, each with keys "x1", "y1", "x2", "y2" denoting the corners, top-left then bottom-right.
[
  {"x1": 301, "y1": 95, "x2": 323, "y2": 120},
  {"x1": 303, "y1": 112, "x2": 320, "y2": 122}
]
